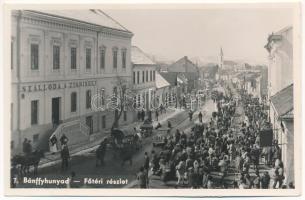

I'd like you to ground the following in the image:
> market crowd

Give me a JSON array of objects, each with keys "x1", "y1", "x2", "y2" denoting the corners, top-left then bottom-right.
[{"x1": 137, "y1": 84, "x2": 293, "y2": 189}]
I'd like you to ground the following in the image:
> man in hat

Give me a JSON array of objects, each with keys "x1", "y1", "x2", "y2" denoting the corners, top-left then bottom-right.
[
  {"x1": 261, "y1": 171, "x2": 271, "y2": 189},
  {"x1": 96, "y1": 138, "x2": 107, "y2": 167},
  {"x1": 61, "y1": 143, "x2": 70, "y2": 171},
  {"x1": 60, "y1": 133, "x2": 69, "y2": 146},
  {"x1": 22, "y1": 138, "x2": 28, "y2": 155},
  {"x1": 24, "y1": 140, "x2": 33, "y2": 156},
  {"x1": 218, "y1": 155, "x2": 228, "y2": 187},
  {"x1": 137, "y1": 166, "x2": 148, "y2": 188},
  {"x1": 198, "y1": 111, "x2": 203, "y2": 123}
]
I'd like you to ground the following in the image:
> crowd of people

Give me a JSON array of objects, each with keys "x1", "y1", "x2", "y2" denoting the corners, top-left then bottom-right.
[{"x1": 137, "y1": 84, "x2": 292, "y2": 189}]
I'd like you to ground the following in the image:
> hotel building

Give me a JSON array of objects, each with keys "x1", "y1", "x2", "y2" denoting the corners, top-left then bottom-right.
[{"x1": 11, "y1": 10, "x2": 134, "y2": 153}]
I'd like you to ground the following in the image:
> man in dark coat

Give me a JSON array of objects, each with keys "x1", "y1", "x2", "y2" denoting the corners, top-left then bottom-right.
[
  {"x1": 96, "y1": 139, "x2": 107, "y2": 167},
  {"x1": 155, "y1": 109, "x2": 159, "y2": 121},
  {"x1": 261, "y1": 171, "x2": 271, "y2": 189},
  {"x1": 137, "y1": 166, "x2": 148, "y2": 188},
  {"x1": 61, "y1": 144, "x2": 70, "y2": 171},
  {"x1": 22, "y1": 138, "x2": 28, "y2": 155},
  {"x1": 60, "y1": 134, "x2": 69, "y2": 146},
  {"x1": 143, "y1": 152, "x2": 150, "y2": 178},
  {"x1": 189, "y1": 110, "x2": 193, "y2": 121},
  {"x1": 141, "y1": 109, "x2": 145, "y2": 121},
  {"x1": 198, "y1": 112, "x2": 203, "y2": 123},
  {"x1": 137, "y1": 111, "x2": 141, "y2": 121},
  {"x1": 24, "y1": 140, "x2": 32, "y2": 156}
]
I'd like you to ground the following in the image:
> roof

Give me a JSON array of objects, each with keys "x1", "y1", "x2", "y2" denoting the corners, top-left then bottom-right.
[
  {"x1": 223, "y1": 60, "x2": 237, "y2": 66},
  {"x1": 245, "y1": 73, "x2": 261, "y2": 81},
  {"x1": 155, "y1": 72, "x2": 170, "y2": 89},
  {"x1": 282, "y1": 109, "x2": 294, "y2": 119},
  {"x1": 275, "y1": 26, "x2": 293, "y2": 35},
  {"x1": 167, "y1": 56, "x2": 199, "y2": 73},
  {"x1": 270, "y1": 84, "x2": 293, "y2": 117},
  {"x1": 177, "y1": 74, "x2": 188, "y2": 84},
  {"x1": 265, "y1": 26, "x2": 292, "y2": 52},
  {"x1": 236, "y1": 72, "x2": 261, "y2": 81},
  {"x1": 159, "y1": 72, "x2": 177, "y2": 86},
  {"x1": 260, "y1": 67, "x2": 268, "y2": 97},
  {"x1": 30, "y1": 10, "x2": 130, "y2": 32},
  {"x1": 283, "y1": 120, "x2": 293, "y2": 134},
  {"x1": 131, "y1": 46, "x2": 156, "y2": 65}
]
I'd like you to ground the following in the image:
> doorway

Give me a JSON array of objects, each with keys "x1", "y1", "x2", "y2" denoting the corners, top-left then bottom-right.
[
  {"x1": 52, "y1": 97, "x2": 61, "y2": 125},
  {"x1": 86, "y1": 116, "x2": 93, "y2": 135},
  {"x1": 146, "y1": 92, "x2": 149, "y2": 110}
]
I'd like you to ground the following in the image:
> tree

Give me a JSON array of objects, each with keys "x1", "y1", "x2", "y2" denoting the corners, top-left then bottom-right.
[{"x1": 109, "y1": 75, "x2": 136, "y2": 131}]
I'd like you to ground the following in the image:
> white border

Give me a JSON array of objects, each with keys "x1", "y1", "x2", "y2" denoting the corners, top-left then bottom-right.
[{"x1": 1, "y1": 0, "x2": 303, "y2": 197}]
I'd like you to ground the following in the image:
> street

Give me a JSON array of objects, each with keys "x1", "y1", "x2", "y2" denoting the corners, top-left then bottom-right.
[
  {"x1": 14, "y1": 99, "x2": 215, "y2": 188},
  {"x1": 8, "y1": 8, "x2": 297, "y2": 195}
]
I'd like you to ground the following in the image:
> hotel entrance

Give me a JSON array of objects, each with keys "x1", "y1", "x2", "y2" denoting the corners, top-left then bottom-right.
[
  {"x1": 52, "y1": 97, "x2": 61, "y2": 125},
  {"x1": 86, "y1": 116, "x2": 93, "y2": 135}
]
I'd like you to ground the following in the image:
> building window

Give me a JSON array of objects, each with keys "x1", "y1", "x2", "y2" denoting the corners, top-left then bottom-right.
[
  {"x1": 137, "y1": 94, "x2": 141, "y2": 107},
  {"x1": 11, "y1": 103, "x2": 13, "y2": 129},
  {"x1": 153, "y1": 70, "x2": 156, "y2": 81},
  {"x1": 113, "y1": 87, "x2": 118, "y2": 96},
  {"x1": 150, "y1": 70, "x2": 152, "y2": 81},
  {"x1": 100, "y1": 48, "x2": 106, "y2": 69},
  {"x1": 53, "y1": 45, "x2": 60, "y2": 70},
  {"x1": 122, "y1": 50, "x2": 126, "y2": 69},
  {"x1": 124, "y1": 111, "x2": 127, "y2": 121},
  {"x1": 33, "y1": 134, "x2": 39, "y2": 143},
  {"x1": 11, "y1": 41, "x2": 13, "y2": 69},
  {"x1": 98, "y1": 88, "x2": 106, "y2": 106},
  {"x1": 133, "y1": 96, "x2": 136, "y2": 109},
  {"x1": 133, "y1": 71, "x2": 136, "y2": 84},
  {"x1": 31, "y1": 100, "x2": 38, "y2": 125},
  {"x1": 86, "y1": 90, "x2": 91, "y2": 109},
  {"x1": 86, "y1": 48, "x2": 91, "y2": 69},
  {"x1": 137, "y1": 71, "x2": 140, "y2": 84},
  {"x1": 31, "y1": 44, "x2": 39, "y2": 70},
  {"x1": 142, "y1": 71, "x2": 145, "y2": 83},
  {"x1": 102, "y1": 115, "x2": 106, "y2": 128},
  {"x1": 146, "y1": 70, "x2": 148, "y2": 82},
  {"x1": 111, "y1": 87, "x2": 118, "y2": 108},
  {"x1": 113, "y1": 48, "x2": 118, "y2": 69},
  {"x1": 71, "y1": 47, "x2": 77, "y2": 69},
  {"x1": 71, "y1": 92, "x2": 77, "y2": 112}
]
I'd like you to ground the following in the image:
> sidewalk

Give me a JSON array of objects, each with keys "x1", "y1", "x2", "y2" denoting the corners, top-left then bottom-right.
[{"x1": 39, "y1": 108, "x2": 185, "y2": 169}]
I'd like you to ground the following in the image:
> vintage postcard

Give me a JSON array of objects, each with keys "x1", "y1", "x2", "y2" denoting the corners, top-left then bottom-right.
[{"x1": 3, "y1": 0, "x2": 302, "y2": 197}]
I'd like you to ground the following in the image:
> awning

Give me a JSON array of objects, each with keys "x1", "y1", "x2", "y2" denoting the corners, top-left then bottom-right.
[{"x1": 270, "y1": 84, "x2": 293, "y2": 117}]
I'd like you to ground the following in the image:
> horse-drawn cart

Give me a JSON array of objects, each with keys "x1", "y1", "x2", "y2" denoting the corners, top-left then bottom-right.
[
  {"x1": 152, "y1": 128, "x2": 170, "y2": 147},
  {"x1": 140, "y1": 119, "x2": 153, "y2": 137},
  {"x1": 108, "y1": 128, "x2": 141, "y2": 166}
]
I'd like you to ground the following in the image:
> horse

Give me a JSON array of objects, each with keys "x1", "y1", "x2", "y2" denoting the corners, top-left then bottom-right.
[
  {"x1": 96, "y1": 142, "x2": 107, "y2": 167},
  {"x1": 12, "y1": 150, "x2": 44, "y2": 175},
  {"x1": 119, "y1": 145, "x2": 134, "y2": 167}
]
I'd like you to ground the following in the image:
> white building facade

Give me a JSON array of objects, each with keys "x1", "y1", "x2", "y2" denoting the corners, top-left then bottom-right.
[
  {"x1": 265, "y1": 26, "x2": 293, "y2": 97},
  {"x1": 265, "y1": 26, "x2": 294, "y2": 186},
  {"x1": 131, "y1": 46, "x2": 157, "y2": 111},
  {"x1": 11, "y1": 10, "x2": 134, "y2": 153}
]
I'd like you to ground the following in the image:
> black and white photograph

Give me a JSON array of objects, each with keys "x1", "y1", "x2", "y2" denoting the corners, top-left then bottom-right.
[{"x1": 3, "y1": 1, "x2": 302, "y2": 197}]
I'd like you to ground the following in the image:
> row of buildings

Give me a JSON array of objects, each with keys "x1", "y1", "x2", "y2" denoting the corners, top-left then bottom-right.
[
  {"x1": 264, "y1": 26, "x2": 294, "y2": 185},
  {"x1": 214, "y1": 26, "x2": 294, "y2": 185},
  {"x1": 10, "y1": 10, "x2": 200, "y2": 154}
]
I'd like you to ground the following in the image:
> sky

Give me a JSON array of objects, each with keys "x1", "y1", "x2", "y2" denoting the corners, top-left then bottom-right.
[{"x1": 105, "y1": 5, "x2": 295, "y2": 65}]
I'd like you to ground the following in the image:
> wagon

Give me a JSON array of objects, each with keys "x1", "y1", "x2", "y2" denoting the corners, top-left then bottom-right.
[
  {"x1": 140, "y1": 119, "x2": 153, "y2": 137},
  {"x1": 122, "y1": 135, "x2": 142, "y2": 150},
  {"x1": 152, "y1": 128, "x2": 170, "y2": 147}
]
